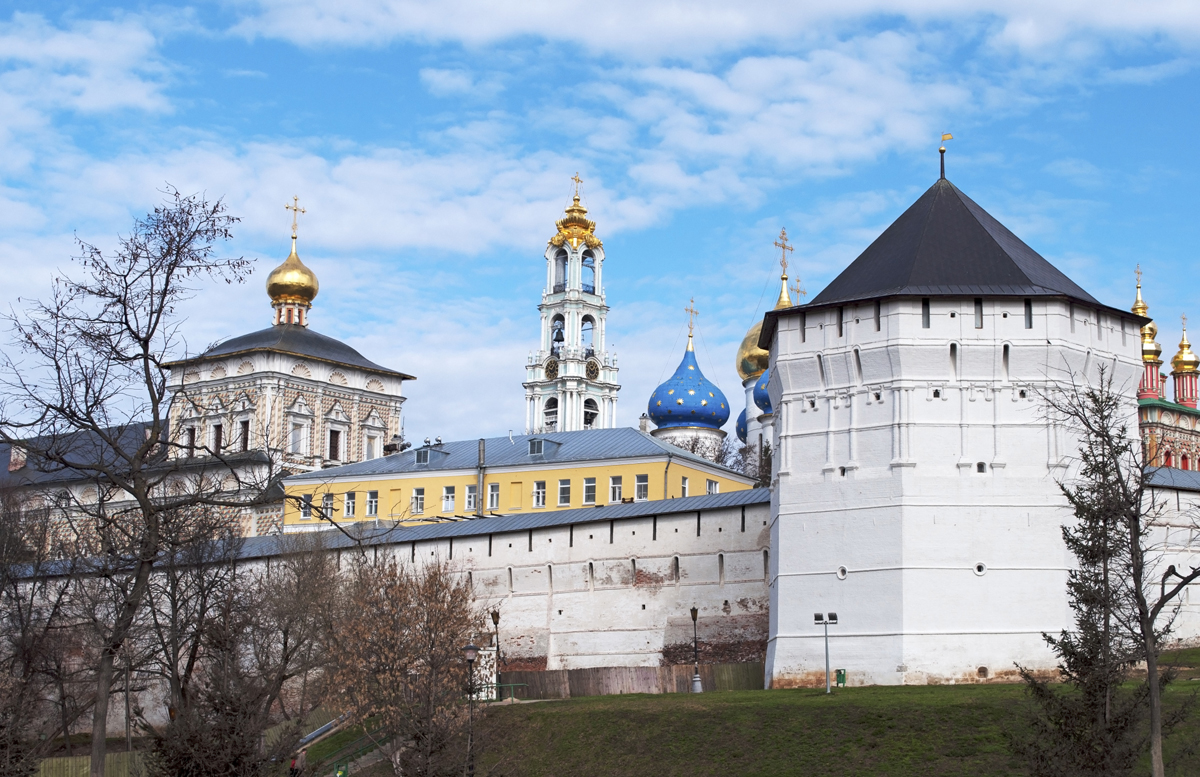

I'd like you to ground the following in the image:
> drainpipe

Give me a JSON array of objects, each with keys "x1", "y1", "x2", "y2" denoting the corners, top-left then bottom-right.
[
  {"x1": 476, "y1": 438, "x2": 486, "y2": 516},
  {"x1": 663, "y1": 452, "x2": 674, "y2": 499}
]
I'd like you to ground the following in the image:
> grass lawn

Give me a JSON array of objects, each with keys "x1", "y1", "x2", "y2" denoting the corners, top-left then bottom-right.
[{"x1": 478, "y1": 682, "x2": 1200, "y2": 777}]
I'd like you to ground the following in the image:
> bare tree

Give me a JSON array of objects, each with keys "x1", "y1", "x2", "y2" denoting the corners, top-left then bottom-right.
[
  {"x1": 0, "y1": 488, "x2": 94, "y2": 776},
  {"x1": 329, "y1": 557, "x2": 485, "y2": 777},
  {"x1": 138, "y1": 530, "x2": 336, "y2": 776},
  {"x1": 0, "y1": 189, "x2": 281, "y2": 777},
  {"x1": 1042, "y1": 366, "x2": 1200, "y2": 777}
]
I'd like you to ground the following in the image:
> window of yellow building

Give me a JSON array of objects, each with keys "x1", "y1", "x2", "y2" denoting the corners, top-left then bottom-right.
[
  {"x1": 533, "y1": 481, "x2": 546, "y2": 508},
  {"x1": 635, "y1": 474, "x2": 648, "y2": 501},
  {"x1": 412, "y1": 488, "x2": 425, "y2": 515},
  {"x1": 442, "y1": 486, "x2": 455, "y2": 513},
  {"x1": 558, "y1": 479, "x2": 570, "y2": 506},
  {"x1": 345, "y1": 491, "x2": 356, "y2": 517},
  {"x1": 681, "y1": 476, "x2": 689, "y2": 498},
  {"x1": 366, "y1": 490, "x2": 378, "y2": 517},
  {"x1": 610, "y1": 476, "x2": 622, "y2": 502},
  {"x1": 583, "y1": 477, "x2": 596, "y2": 505},
  {"x1": 488, "y1": 483, "x2": 499, "y2": 510}
]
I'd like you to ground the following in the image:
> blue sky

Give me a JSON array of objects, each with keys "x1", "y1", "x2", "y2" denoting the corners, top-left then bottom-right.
[{"x1": 2, "y1": 2, "x2": 1199, "y2": 441}]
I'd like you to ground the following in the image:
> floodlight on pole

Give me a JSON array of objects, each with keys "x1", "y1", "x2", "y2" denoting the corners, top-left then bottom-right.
[{"x1": 814, "y1": 612, "x2": 838, "y2": 694}]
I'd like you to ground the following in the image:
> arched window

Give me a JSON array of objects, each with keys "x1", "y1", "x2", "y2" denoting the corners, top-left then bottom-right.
[
  {"x1": 1164, "y1": 449, "x2": 1174, "y2": 468},
  {"x1": 553, "y1": 250, "x2": 567, "y2": 292},
  {"x1": 550, "y1": 315, "x2": 565, "y2": 357},
  {"x1": 543, "y1": 398, "x2": 559, "y2": 432},
  {"x1": 581, "y1": 316, "x2": 595, "y2": 356},
  {"x1": 583, "y1": 398, "x2": 599, "y2": 429},
  {"x1": 1183, "y1": 454, "x2": 1191, "y2": 471},
  {"x1": 582, "y1": 251, "x2": 596, "y2": 293}
]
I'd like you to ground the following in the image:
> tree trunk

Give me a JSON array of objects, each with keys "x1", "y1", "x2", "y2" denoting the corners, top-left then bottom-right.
[
  {"x1": 90, "y1": 649, "x2": 115, "y2": 777},
  {"x1": 1145, "y1": 628, "x2": 1164, "y2": 777}
]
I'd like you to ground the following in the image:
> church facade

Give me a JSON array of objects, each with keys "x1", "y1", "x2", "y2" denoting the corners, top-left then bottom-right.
[{"x1": 163, "y1": 207, "x2": 414, "y2": 534}]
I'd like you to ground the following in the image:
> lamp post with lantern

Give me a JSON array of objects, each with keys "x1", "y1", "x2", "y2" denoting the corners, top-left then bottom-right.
[
  {"x1": 690, "y1": 606, "x2": 702, "y2": 693},
  {"x1": 813, "y1": 612, "x2": 838, "y2": 694},
  {"x1": 462, "y1": 642, "x2": 479, "y2": 775}
]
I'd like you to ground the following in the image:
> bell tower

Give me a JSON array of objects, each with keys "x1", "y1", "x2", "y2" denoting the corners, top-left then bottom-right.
[{"x1": 524, "y1": 176, "x2": 621, "y2": 432}]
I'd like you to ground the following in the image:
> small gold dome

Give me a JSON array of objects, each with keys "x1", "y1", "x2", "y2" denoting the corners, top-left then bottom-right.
[
  {"x1": 1142, "y1": 320, "x2": 1162, "y2": 363},
  {"x1": 1172, "y1": 325, "x2": 1198, "y2": 374},
  {"x1": 735, "y1": 275, "x2": 793, "y2": 381},
  {"x1": 736, "y1": 321, "x2": 769, "y2": 382},
  {"x1": 266, "y1": 237, "x2": 319, "y2": 305}
]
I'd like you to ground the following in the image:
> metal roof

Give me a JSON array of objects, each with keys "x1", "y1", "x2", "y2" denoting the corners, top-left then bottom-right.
[
  {"x1": 237, "y1": 488, "x2": 772, "y2": 559},
  {"x1": 1146, "y1": 466, "x2": 1200, "y2": 493},
  {"x1": 171, "y1": 324, "x2": 414, "y2": 379},
  {"x1": 761, "y1": 177, "x2": 1139, "y2": 347},
  {"x1": 285, "y1": 426, "x2": 748, "y2": 483}
]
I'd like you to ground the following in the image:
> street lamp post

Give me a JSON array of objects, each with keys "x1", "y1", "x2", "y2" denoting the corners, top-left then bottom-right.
[
  {"x1": 463, "y1": 643, "x2": 479, "y2": 776},
  {"x1": 491, "y1": 610, "x2": 501, "y2": 686},
  {"x1": 690, "y1": 606, "x2": 702, "y2": 694},
  {"x1": 813, "y1": 612, "x2": 838, "y2": 694}
]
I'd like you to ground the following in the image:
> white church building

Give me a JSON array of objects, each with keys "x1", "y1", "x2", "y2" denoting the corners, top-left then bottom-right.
[{"x1": 758, "y1": 163, "x2": 1155, "y2": 686}]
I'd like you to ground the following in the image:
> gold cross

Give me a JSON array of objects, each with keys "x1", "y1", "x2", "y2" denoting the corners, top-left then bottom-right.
[
  {"x1": 1136, "y1": 264, "x2": 1142, "y2": 286},
  {"x1": 790, "y1": 277, "x2": 807, "y2": 301},
  {"x1": 1183, "y1": 313, "x2": 1188, "y2": 332},
  {"x1": 774, "y1": 228, "x2": 794, "y2": 275},
  {"x1": 285, "y1": 195, "x2": 306, "y2": 238},
  {"x1": 571, "y1": 173, "x2": 583, "y2": 198},
  {"x1": 685, "y1": 298, "x2": 699, "y2": 336}
]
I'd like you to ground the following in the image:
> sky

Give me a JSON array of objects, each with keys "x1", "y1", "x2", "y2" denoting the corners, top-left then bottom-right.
[{"x1": 2, "y1": 1, "x2": 1199, "y2": 442}]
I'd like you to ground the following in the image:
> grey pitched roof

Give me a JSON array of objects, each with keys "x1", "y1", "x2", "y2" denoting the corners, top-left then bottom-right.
[
  {"x1": 237, "y1": 488, "x2": 771, "y2": 559},
  {"x1": 761, "y1": 177, "x2": 1135, "y2": 347},
  {"x1": 285, "y1": 427, "x2": 750, "y2": 483},
  {"x1": 1146, "y1": 466, "x2": 1200, "y2": 493},
  {"x1": 171, "y1": 324, "x2": 415, "y2": 380}
]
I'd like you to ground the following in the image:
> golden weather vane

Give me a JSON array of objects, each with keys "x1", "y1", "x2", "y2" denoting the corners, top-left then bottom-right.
[
  {"x1": 285, "y1": 195, "x2": 306, "y2": 238},
  {"x1": 571, "y1": 172, "x2": 583, "y2": 198},
  {"x1": 774, "y1": 228, "x2": 794, "y2": 277},
  {"x1": 685, "y1": 298, "x2": 699, "y2": 337}
]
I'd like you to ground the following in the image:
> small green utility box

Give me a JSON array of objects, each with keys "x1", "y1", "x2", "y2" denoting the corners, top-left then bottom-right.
[{"x1": 835, "y1": 669, "x2": 846, "y2": 687}]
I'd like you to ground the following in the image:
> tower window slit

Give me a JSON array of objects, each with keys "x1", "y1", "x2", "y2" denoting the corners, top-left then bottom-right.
[
  {"x1": 922, "y1": 298, "x2": 931, "y2": 329},
  {"x1": 950, "y1": 343, "x2": 958, "y2": 381},
  {"x1": 837, "y1": 307, "x2": 844, "y2": 338},
  {"x1": 1003, "y1": 344, "x2": 1010, "y2": 381},
  {"x1": 1024, "y1": 299, "x2": 1033, "y2": 329},
  {"x1": 974, "y1": 298, "x2": 983, "y2": 329},
  {"x1": 874, "y1": 300, "x2": 881, "y2": 331}
]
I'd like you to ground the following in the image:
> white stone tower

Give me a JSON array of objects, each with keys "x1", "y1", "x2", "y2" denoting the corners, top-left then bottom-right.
[
  {"x1": 524, "y1": 178, "x2": 621, "y2": 432},
  {"x1": 759, "y1": 160, "x2": 1144, "y2": 687}
]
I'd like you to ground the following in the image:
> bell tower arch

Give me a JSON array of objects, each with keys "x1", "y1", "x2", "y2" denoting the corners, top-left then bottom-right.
[{"x1": 524, "y1": 176, "x2": 621, "y2": 432}]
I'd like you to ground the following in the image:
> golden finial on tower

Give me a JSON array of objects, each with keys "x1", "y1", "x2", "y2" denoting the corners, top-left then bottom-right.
[
  {"x1": 940, "y1": 133, "x2": 953, "y2": 179},
  {"x1": 285, "y1": 195, "x2": 306, "y2": 238},
  {"x1": 571, "y1": 172, "x2": 583, "y2": 198},
  {"x1": 1173, "y1": 313, "x2": 1198, "y2": 374},
  {"x1": 774, "y1": 228, "x2": 793, "y2": 277}
]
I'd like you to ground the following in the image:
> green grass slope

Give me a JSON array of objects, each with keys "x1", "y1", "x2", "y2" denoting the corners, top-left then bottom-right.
[{"x1": 480, "y1": 684, "x2": 1200, "y2": 777}]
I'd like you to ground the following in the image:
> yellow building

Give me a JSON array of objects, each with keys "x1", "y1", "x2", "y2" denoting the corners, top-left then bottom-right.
[{"x1": 280, "y1": 427, "x2": 755, "y2": 531}]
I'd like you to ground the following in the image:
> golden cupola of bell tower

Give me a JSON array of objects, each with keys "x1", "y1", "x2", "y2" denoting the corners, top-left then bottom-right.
[{"x1": 267, "y1": 196, "x2": 320, "y2": 327}]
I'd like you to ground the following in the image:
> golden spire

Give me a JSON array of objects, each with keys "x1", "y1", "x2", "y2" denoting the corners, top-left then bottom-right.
[
  {"x1": 1132, "y1": 265, "x2": 1148, "y2": 317},
  {"x1": 1133, "y1": 265, "x2": 1161, "y2": 364},
  {"x1": 267, "y1": 195, "x2": 319, "y2": 309},
  {"x1": 550, "y1": 175, "x2": 601, "y2": 250},
  {"x1": 1172, "y1": 314, "x2": 1197, "y2": 374},
  {"x1": 773, "y1": 228, "x2": 795, "y2": 309},
  {"x1": 685, "y1": 298, "x2": 698, "y2": 351}
]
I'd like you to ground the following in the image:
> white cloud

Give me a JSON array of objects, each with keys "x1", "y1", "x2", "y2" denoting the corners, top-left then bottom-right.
[
  {"x1": 227, "y1": 0, "x2": 1200, "y2": 57},
  {"x1": 419, "y1": 67, "x2": 503, "y2": 97}
]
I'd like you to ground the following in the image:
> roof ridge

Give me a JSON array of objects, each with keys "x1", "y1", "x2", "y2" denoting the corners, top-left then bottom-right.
[
  {"x1": 908, "y1": 180, "x2": 946, "y2": 289},
  {"x1": 945, "y1": 182, "x2": 1035, "y2": 288}
]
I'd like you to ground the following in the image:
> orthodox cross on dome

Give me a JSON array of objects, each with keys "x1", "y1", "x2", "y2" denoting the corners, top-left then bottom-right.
[
  {"x1": 1136, "y1": 264, "x2": 1142, "y2": 286},
  {"x1": 774, "y1": 228, "x2": 793, "y2": 277},
  {"x1": 285, "y1": 195, "x2": 306, "y2": 238},
  {"x1": 790, "y1": 277, "x2": 807, "y2": 301},
  {"x1": 571, "y1": 172, "x2": 583, "y2": 198},
  {"x1": 685, "y1": 298, "x2": 699, "y2": 337}
]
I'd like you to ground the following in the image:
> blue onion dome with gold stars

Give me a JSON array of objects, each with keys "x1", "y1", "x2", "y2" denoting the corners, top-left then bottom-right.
[
  {"x1": 648, "y1": 334, "x2": 730, "y2": 430},
  {"x1": 753, "y1": 367, "x2": 773, "y2": 415},
  {"x1": 735, "y1": 408, "x2": 748, "y2": 443}
]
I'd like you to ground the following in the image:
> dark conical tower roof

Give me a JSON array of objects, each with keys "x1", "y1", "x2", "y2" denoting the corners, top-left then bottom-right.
[{"x1": 807, "y1": 178, "x2": 1099, "y2": 307}]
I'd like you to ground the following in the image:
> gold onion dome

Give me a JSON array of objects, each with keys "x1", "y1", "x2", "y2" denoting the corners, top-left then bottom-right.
[
  {"x1": 266, "y1": 236, "x2": 319, "y2": 305},
  {"x1": 736, "y1": 274, "x2": 793, "y2": 382},
  {"x1": 550, "y1": 194, "x2": 602, "y2": 250},
  {"x1": 1172, "y1": 321, "x2": 1198, "y2": 374}
]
